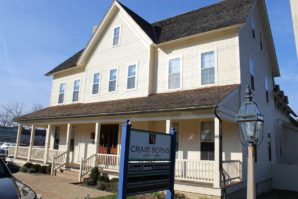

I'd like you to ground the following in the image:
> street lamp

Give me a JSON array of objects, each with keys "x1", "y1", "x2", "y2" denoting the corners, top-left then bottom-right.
[{"x1": 236, "y1": 86, "x2": 264, "y2": 199}]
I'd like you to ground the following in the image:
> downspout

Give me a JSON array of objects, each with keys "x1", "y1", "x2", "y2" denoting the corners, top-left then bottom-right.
[{"x1": 214, "y1": 105, "x2": 226, "y2": 199}]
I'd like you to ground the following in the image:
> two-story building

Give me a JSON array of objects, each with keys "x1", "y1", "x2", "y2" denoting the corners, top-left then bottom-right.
[{"x1": 8, "y1": 0, "x2": 298, "y2": 197}]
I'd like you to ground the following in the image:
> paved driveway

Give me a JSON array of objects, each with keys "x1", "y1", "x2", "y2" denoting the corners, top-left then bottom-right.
[{"x1": 14, "y1": 172, "x2": 112, "y2": 199}]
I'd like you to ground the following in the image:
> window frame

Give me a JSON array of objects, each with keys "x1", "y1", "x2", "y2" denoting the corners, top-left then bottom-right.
[
  {"x1": 92, "y1": 72, "x2": 101, "y2": 95},
  {"x1": 72, "y1": 79, "x2": 80, "y2": 102},
  {"x1": 167, "y1": 56, "x2": 183, "y2": 90},
  {"x1": 265, "y1": 77, "x2": 269, "y2": 104},
  {"x1": 200, "y1": 50, "x2": 217, "y2": 86},
  {"x1": 108, "y1": 68, "x2": 118, "y2": 93},
  {"x1": 112, "y1": 25, "x2": 121, "y2": 47},
  {"x1": 200, "y1": 121, "x2": 215, "y2": 161},
  {"x1": 126, "y1": 63, "x2": 138, "y2": 90},
  {"x1": 58, "y1": 82, "x2": 66, "y2": 104},
  {"x1": 249, "y1": 58, "x2": 255, "y2": 91}
]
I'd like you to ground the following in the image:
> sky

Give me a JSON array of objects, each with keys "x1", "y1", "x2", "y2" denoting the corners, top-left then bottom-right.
[{"x1": 0, "y1": 0, "x2": 297, "y2": 114}]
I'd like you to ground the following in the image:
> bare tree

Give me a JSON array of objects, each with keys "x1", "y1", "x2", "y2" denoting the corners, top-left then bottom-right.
[
  {"x1": 31, "y1": 103, "x2": 43, "y2": 112},
  {"x1": 0, "y1": 102, "x2": 24, "y2": 127}
]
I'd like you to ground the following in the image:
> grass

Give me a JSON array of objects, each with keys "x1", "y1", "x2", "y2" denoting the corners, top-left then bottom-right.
[{"x1": 93, "y1": 195, "x2": 137, "y2": 199}]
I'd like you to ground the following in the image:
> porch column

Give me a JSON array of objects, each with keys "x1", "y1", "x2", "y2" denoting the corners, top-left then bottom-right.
[
  {"x1": 213, "y1": 118, "x2": 221, "y2": 188},
  {"x1": 44, "y1": 124, "x2": 52, "y2": 164},
  {"x1": 166, "y1": 120, "x2": 171, "y2": 134},
  {"x1": 95, "y1": 123, "x2": 101, "y2": 154},
  {"x1": 65, "y1": 123, "x2": 72, "y2": 165},
  {"x1": 14, "y1": 124, "x2": 23, "y2": 159},
  {"x1": 28, "y1": 125, "x2": 36, "y2": 161}
]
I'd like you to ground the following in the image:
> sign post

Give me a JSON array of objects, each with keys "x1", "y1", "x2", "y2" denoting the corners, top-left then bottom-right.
[{"x1": 117, "y1": 120, "x2": 176, "y2": 199}]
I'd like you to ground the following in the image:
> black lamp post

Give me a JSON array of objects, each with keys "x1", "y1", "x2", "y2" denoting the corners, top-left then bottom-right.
[{"x1": 236, "y1": 86, "x2": 264, "y2": 199}]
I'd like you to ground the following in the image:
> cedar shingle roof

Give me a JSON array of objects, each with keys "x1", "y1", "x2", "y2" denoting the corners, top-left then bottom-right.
[
  {"x1": 46, "y1": 0, "x2": 255, "y2": 75},
  {"x1": 17, "y1": 84, "x2": 239, "y2": 122}
]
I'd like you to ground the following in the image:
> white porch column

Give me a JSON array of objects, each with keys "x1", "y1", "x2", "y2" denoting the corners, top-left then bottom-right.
[
  {"x1": 44, "y1": 124, "x2": 52, "y2": 164},
  {"x1": 14, "y1": 124, "x2": 23, "y2": 159},
  {"x1": 213, "y1": 118, "x2": 221, "y2": 188},
  {"x1": 166, "y1": 120, "x2": 171, "y2": 134},
  {"x1": 65, "y1": 123, "x2": 72, "y2": 165},
  {"x1": 28, "y1": 125, "x2": 35, "y2": 161},
  {"x1": 94, "y1": 122, "x2": 101, "y2": 154}
]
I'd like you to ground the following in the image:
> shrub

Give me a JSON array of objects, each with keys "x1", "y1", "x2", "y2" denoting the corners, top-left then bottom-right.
[
  {"x1": 89, "y1": 167, "x2": 100, "y2": 183},
  {"x1": 175, "y1": 193, "x2": 186, "y2": 199},
  {"x1": 27, "y1": 168, "x2": 37, "y2": 173},
  {"x1": 98, "y1": 175, "x2": 109, "y2": 183},
  {"x1": 39, "y1": 165, "x2": 48, "y2": 174},
  {"x1": 23, "y1": 162, "x2": 33, "y2": 168},
  {"x1": 46, "y1": 163, "x2": 52, "y2": 174},
  {"x1": 96, "y1": 181, "x2": 109, "y2": 191},
  {"x1": 32, "y1": 164, "x2": 41, "y2": 172},
  {"x1": 152, "y1": 192, "x2": 163, "y2": 199},
  {"x1": 19, "y1": 166, "x2": 28, "y2": 173},
  {"x1": 85, "y1": 179, "x2": 97, "y2": 186},
  {"x1": 110, "y1": 178, "x2": 118, "y2": 183},
  {"x1": 106, "y1": 182, "x2": 118, "y2": 193}
]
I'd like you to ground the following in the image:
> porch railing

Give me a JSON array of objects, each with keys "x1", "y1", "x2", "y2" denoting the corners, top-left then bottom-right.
[
  {"x1": 175, "y1": 159, "x2": 215, "y2": 183},
  {"x1": 31, "y1": 147, "x2": 45, "y2": 161},
  {"x1": 97, "y1": 153, "x2": 120, "y2": 173},
  {"x1": 79, "y1": 154, "x2": 97, "y2": 182},
  {"x1": 48, "y1": 149, "x2": 65, "y2": 163},
  {"x1": 8, "y1": 146, "x2": 16, "y2": 157},
  {"x1": 222, "y1": 160, "x2": 242, "y2": 184},
  {"x1": 17, "y1": 146, "x2": 29, "y2": 159},
  {"x1": 51, "y1": 151, "x2": 67, "y2": 176}
]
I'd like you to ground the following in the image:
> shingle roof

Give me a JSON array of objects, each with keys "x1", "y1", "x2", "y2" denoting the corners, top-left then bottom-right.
[
  {"x1": 17, "y1": 84, "x2": 239, "y2": 122},
  {"x1": 46, "y1": 0, "x2": 255, "y2": 75}
]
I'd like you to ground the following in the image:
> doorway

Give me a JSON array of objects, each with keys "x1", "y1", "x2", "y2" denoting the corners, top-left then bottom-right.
[{"x1": 99, "y1": 124, "x2": 119, "y2": 155}]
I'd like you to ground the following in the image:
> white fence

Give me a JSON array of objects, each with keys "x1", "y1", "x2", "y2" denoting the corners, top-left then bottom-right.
[
  {"x1": 97, "y1": 153, "x2": 120, "y2": 172},
  {"x1": 223, "y1": 160, "x2": 242, "y2": 184}
]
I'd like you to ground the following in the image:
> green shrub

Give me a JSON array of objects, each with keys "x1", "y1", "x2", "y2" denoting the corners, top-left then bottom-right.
[
  {"x1": 96, "y1": 181, "x2": 109, "y2": 191},
  {"x1": 46, "y1": 163, "x2": 52, "y2": 174},
  {"x1": 85, "y1": 179, "x2": 97, "y2": 186},
  {"x1": 89, "y1": 167, "x2": 100, "y2": 182},
  {"x1": 32, "y1": 164, "x2": 41, "y2": 172},
  {"x1": 106, "y1": 182, "x2": 118, "y2": 193},
  {"x1": 175, "y1": 193, "x2": 186, "y2": 199},
  {"x1": 27, "y1": 168, "x2": 37, "y2": 173},
  {"x1": 19, "y1": 166, "x2": 28, "y2": 173},
  {"x1": 110, "y1": 178, "x2": 118, "y2": 183},
  {"x1": 152, "y1": 192, "x2": 163, "y2": 199},
  {"x1": 98, "y1": 175, "x2": 110, "y2": 183},
  {"x1": 39, "y1": 165, "x2": 48, "y2": 174},
  {"x1": 23, "y1": 162, "x2": 33, "y2": 168}
]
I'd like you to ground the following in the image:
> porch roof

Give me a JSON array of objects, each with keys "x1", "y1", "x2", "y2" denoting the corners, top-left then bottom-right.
[{"x1": 17, "y1": 84, "x2": 239, "y2": 122}]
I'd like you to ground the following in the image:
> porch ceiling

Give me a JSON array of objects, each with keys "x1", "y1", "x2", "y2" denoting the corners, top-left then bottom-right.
[{"x1": 17, "y1": 84, "x2": 239, "y2": 123}]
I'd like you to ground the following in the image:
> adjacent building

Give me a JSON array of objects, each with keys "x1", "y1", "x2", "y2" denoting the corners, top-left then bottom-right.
[{"x1": 8, "y1": 0, "x2": 298, "y2": 197}]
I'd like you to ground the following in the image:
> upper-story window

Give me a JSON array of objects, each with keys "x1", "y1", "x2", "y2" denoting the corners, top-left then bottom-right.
[
  {"x1": 58, "y1": 83, "x2": 65, "y2": 104},
  {"x1": 127, "y1": 64, "x2": 137, "y2": 89},
  {"x1": 249, "y1": 59, "x2": 255, "y2": 90},
  {"x1": 252, "y1": 18, "x2": 256, "y2": 39},
  {"x1": 113, "y1": 26, "x2": 121, "y2": 47},
  {"x1": 92, "y1": 73, "x2": 101, "y2": 95},
  {"x1": 72, "y1": 80, "x2": 80, "y2": 102},
  {"x1": 168, "y1": 57, "x2": 181, "y2": 89},
  {"x1": 109, "y1": 69, "x2": 118, "y2": 92},
  {"x1": 265, "y1": 78, "x2": 269, "y2": 103},
  {"x1": 201, "y1": 51, "x2": 215, "y2": 85}
]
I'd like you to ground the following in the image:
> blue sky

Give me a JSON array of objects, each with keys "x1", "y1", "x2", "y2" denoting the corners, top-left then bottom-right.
[{"x1": 0, "y1": 0, "x2": 297, "y2": 114}]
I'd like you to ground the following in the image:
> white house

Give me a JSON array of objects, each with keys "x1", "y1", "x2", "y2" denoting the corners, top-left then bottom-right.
[
  {"x1": 291, "y1": 0, "x2": 298, "y2": 56},
  {"x1": 8, "y1": 0, "x2": 298, "y2": 197}
]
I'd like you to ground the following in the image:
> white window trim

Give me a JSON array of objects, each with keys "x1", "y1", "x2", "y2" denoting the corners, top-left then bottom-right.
[
  {"x1": 112, "y1": 25, "x2": 121, "y2": 47},
  {"x1": 91, "y1": 72, "x2": 101, "y2": 96},
  {"x1": 167, "y1": 56, "x2": 183, "y2": 90},
  {"x1": 199, "y1": 49, "x2": 218, "y2": 86},
  {"x1": 126, "y1": 62, "x2": 138, "y2": 91},
  {"x1": 108, "y1": 68, "x2": 118, "y2": 93},
  {"x1": 72, "y1": 79, "x2": 81, "y2": 103},
  {"x1": 58, "y1": 82, "x2": 66, "y2": 104}
]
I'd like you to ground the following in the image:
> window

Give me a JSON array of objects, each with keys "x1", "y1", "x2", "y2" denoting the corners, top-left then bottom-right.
[
  {"x1": 265, "y1": 78, "x2": 269, "y2": 103},
  {"x1": 268, "y1": 132, "x2": 272, "y2": 161},
  {"x1": 168, "y1": 58, "x2": 181, "y2": 89},
  {"x1": 201, "y1": 51, "x2": 215, "y2": 85},
  {"x1": 249, "y1": 59, "x2": 255, "y2": 90},
  {"x1": 252, "y1": 19, "x2": 255, "y2": 39},
  {"x1": 254, "y1": 145, "x2": 258, "y2": 162},
  {"x1": 172, "y1": 123, "x2": 180, "y2": 151},
  {"x1": 260, "y1": 32, "x2": 263, "y2": 50},
  {"x1": 70, "y1": 126, "x2": 75, "y2": 152},
  {"x1": 58, "y1": 83, "x2": 65, "y2": 104},
  {"x1": 53, "y1": 127, "x2": 60, "y2": 150},
  {"x1": 127, "y1": 64, "x2": 137, "y2": 89},
  {"x1": 109, "y1": 69, "x2": 117, "y2": 92},
  {"x1": 200, "y1": 122, "x2": 215, "y2": 161},
  {"x1": 91, "y1": 132, "x2": 95, "y2": 144},
  {"x1": 113, "y1": 26, "x2": 121, "y2": 46},
  {"x1": 72, "y1": 80, "x2": 80, "y2": 102},
  {"x1": 92, "y1": 73, "x2": 100, "y2": 94}
]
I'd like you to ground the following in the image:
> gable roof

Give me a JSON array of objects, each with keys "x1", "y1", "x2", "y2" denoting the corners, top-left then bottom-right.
[
  {"x1": 46, "y1": 0, "x2": 256, "y2": 76},
  {"x1": 17, "y1": 84, "x2": 239, "y2": 122}
]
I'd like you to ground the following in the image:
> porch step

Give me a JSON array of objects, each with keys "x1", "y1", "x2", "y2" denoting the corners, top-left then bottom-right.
[{"x1": 55, "y1": 169, "x2": 80, "y2": 183}]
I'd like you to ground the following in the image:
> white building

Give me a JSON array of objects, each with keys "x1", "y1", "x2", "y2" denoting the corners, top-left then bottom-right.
[
  {"x1": 8, "y1": 0, "x2": 298, "y2": 197},
  {"x1": 291, "y1": 0, "x2": 298, "y2": 56}
]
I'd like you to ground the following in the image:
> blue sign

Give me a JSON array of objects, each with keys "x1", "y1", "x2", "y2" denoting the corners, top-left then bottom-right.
[{"x1": 118, "y1": 120, "x2": 176, "y2": 199}]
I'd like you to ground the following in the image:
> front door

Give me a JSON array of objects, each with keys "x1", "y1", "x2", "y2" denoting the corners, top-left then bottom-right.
[{"x1": 99, "y1": 124, "x2": 119, "y2": 155}]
